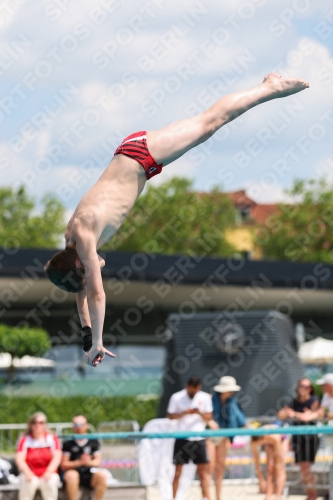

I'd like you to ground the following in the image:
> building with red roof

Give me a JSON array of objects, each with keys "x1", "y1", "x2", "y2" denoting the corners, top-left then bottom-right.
[{"x1": 225, "y1": 190, "x2": 279, "y2": 259}]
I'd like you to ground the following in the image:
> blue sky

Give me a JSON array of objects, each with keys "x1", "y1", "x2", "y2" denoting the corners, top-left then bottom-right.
[{"x1": 1, "y1": 0, "x2": 333, "y2": 219}]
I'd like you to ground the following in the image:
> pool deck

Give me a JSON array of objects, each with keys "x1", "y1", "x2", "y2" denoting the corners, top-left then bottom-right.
[{"x1": 147, "y1": 484, "x2": 324, "y2": 500}]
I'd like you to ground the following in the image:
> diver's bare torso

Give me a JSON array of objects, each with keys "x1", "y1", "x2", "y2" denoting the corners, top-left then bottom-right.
[
  {"x1": 65, "y1": 154, "x2": 147, "y2": 248},
  {"x1": 54, "y1": 73, "x2": 310, "y2": 368}
]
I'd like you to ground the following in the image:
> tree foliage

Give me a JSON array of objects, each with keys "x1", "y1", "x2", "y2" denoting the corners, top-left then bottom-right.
[
  {"x1": 0, "y1": 396, "x2": 157, "y2": 429},
  {"x1": 0, "y1": 186, "x2": 65, "y2": 249},
  {"x1": 103, "y1": 177, "x2": 237, "y2": 257},
  {"x1": 256, "y1": 179, "x2": 333, "y2": 262},
  {"x1": 0, "y1": 325, "x2": 51, "y2": 381},
  {"x1": 0, "y1": 325, "x2": 50, "y2": 358}
]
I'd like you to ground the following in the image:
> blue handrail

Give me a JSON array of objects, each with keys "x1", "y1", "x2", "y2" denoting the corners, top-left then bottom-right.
[{"x1": 61, "y1": 424, "x2": 333, "y2": 440}]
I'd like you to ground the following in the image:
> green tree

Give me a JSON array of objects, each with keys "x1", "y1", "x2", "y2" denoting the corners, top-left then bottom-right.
[
  {"x1": 0, "y1": 186, "x2": 65, "y2": 249},
  {"x1": 103, "y1": 177, "x2": 237, "y2": 256},
  {"x1": 256, "y1": 178, "x2": 333, "y2": 262},
  {"x1": 0, "y1": 325, "x2": 51, "y2": 381}
]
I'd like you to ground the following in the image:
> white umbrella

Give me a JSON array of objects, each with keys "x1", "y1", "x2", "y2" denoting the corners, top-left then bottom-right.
[
  {"x1": 0, "y1": 353, "x2": 55, "y2": 368},
  {"x1": 299, "y1": 337, "x2": 333, "y2": 365}
]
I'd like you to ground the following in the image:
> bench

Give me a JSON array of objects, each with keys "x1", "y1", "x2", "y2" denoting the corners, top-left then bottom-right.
[
  {"x1": 0, "y1": 483, "x2": 147, "y2": 500},
  {"x1": 286, "y1": 464, "x2": 330, "y2": 496}
]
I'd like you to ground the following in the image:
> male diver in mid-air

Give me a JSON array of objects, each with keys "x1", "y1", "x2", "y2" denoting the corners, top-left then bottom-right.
[{"x1": 44, "y1": 73, "x2": 309, "y2": 368}]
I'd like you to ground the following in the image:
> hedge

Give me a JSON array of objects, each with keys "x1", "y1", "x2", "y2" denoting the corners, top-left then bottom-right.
[{"x1": 0, "y1": 395, "x2": 158, "y2": 428}]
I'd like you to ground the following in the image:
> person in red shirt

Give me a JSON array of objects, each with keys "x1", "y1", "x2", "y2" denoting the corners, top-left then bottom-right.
[{"x1": 15, "y1": 412, "x2": 62, "y2": 500}]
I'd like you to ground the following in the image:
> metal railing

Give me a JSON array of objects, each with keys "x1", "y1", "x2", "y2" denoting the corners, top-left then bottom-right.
[
  {"x1": 0, "y1": 421, "x2": 140, "y2": 483},
  {"x1": 0, "y1": 422, "x2": 95, "y2": 454},
  {"x1": 63, "y1": 424, "x2": 333, "y2": 439},
  {"x1": 1, "y1": 421, "x2": 332, "y2": 495},
  {"x1": 97, "y1": 421, "x2": 140, "y2": 483},
  {"x1": 61, "y1": 424, "x2": 333, "y2": 494}
]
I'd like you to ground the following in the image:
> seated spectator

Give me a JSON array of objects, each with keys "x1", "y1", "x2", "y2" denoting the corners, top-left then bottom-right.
[
  {"x1": 61, "y1": 415, "x2": 107, "y2": 500},
  {"x1": 251, "y1": 425, "x2": 289, "y2": 500},
  {"x1": 208, "y1": 376, "x2": 246, "y2": 500},
  {"x1": 278, "y1": 377, "x2": 320, "y2": 500},
  {"x1": 317, "y1": 373, "x2": 333, "y2": 418},
  {"x1": 15, "y1": 412, "x2": 61, "y2": 500}
]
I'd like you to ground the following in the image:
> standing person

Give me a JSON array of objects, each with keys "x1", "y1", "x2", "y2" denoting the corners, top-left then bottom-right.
[
  {"x1": 167, "y1": 377, "x2": 213, "y2": 500},
  {"x1": 316, "y1": 373, "x2": 333, "y2": 500},
  {"x1": 251, "y1": 426, "x2": 289, "y2": 500},
  {"x1": 209, "y1": 376, "x2": 246, "y2": 500},
  {"x1": 44, "y1": 73, "x2": 310, "y2": 368},
  {"x1": 316, "y1": 373, "x2": 333, "y2": 418},
  {"x1": 278, "y1": 378, "x2": 320, "y2": 500},
  {"x1": 61, "y1": 415, "x2": 107, "y2": 500},
  {"x1": 15, "y1": 412, "x2": 61, "y2": 500}
]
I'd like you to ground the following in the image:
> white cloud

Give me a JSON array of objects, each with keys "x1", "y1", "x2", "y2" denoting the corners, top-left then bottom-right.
[
  {"x1": 243, "y1": 181, "x2": 294, "y2": 204},
  {"x1": 312, "y1": 156, "x2": 333, "y2": 183},
  {"x1": 0, "y1": 0, "x2": 332, "y2": 213},
  {"x1": 148, "y1": 156, "x2": 195, "y2": 188}
]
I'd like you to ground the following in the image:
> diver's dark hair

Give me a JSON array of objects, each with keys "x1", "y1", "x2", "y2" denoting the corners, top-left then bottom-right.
[{"x1": 44, "y1": 247, "x2": 84, "y2": 293}]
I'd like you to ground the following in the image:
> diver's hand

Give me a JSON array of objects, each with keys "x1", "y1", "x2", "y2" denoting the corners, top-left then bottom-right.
[{"x1": 85, "y1": 344, "x2": 116, "y2": 367}]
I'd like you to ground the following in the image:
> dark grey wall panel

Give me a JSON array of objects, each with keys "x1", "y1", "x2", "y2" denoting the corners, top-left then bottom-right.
[{"x1": 159, "y1": 310, "x2": 304, "y2": 418}]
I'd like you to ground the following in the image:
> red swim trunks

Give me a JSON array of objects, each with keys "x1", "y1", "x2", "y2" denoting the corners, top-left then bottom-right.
[{"x1": 114, "y1": 131, "x2": 163, "y2": 180}]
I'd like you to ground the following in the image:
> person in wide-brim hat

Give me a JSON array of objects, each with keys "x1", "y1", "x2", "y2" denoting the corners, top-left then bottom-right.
[
  {"x1": 213, "y1": 376, "x2": 241, "y2": 393},
  {"x1": 206, "y1": 377, "x2": 246, "y2": 500}
]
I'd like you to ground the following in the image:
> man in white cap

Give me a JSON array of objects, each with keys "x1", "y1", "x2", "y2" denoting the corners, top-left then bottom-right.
[
  {"x1": 167, "y1": 376, "x2": 213, "y2": 500},
  {"x1": 317, "y1": 373, "x2": 333, "y2": 418}
]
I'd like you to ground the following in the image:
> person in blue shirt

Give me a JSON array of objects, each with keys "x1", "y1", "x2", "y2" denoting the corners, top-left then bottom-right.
[{"x1": 208, "y1": 376, "x2": 246, "y2": 500}]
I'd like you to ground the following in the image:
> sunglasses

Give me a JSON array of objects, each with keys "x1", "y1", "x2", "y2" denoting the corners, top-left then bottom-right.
[
  {"x1": 32, "y1": 420, "x2": 46, "y2": 425},
  {"x1": 73, "y1": 423, "x2": 86, "y2": 428},
  {"x1": 299, "y1": 384, "x2": 311, "y2": 389}
]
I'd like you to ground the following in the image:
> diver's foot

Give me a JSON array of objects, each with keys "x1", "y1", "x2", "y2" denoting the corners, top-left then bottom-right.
[{"x1": 262, "y1": 72, "x2": 309, "y2": 98}]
